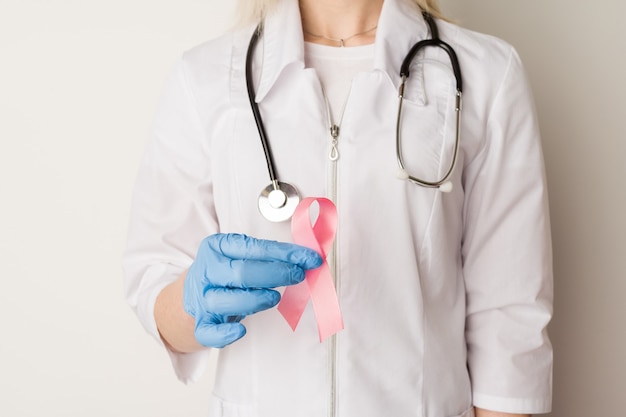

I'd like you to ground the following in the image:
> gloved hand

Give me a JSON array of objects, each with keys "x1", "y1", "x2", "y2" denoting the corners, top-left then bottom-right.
[{"x1": 183, "y1": 233, "x2": 322, "y2": 348}]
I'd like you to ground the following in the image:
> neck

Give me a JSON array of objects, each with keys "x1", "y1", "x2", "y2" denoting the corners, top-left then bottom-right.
[{"x1": 299, "y1": 0, "x2": 384, "y2": 47}]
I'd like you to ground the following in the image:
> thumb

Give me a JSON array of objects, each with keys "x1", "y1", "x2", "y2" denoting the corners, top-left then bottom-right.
[{"x1": 194, "y1": 321, "x2": 247, "y2": 349}]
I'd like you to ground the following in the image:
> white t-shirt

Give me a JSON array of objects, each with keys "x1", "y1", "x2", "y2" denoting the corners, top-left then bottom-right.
[{"x1": 304, "y1": 42, "x2": 375, "y2": 124}]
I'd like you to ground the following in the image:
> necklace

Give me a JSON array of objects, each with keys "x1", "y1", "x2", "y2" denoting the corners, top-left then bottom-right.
[{"x1": 303, "y1": 24, "x2": 378, "y2": 47}]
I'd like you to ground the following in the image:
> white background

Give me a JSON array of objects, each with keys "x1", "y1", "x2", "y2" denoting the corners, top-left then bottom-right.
[{"x1": 0, "y1": 1, "x2": 624, "y2": 416}]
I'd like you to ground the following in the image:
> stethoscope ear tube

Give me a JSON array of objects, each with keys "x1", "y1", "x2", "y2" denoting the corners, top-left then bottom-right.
[
  {"x1": 400, "y1": 38, "x2": 462, "y2": 94},
  {"x1": 400, "y1": 13, "x2": 462, "y2": 93}
]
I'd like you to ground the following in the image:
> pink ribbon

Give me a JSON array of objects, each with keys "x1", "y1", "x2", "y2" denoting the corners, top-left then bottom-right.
[{"x1": 278, "y1": 197, "x2": 343, "y2": 342}]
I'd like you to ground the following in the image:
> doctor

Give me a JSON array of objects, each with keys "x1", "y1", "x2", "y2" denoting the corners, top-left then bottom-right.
[{"x1": 123, "y1": 0, "x2": 553, "y2": 416}]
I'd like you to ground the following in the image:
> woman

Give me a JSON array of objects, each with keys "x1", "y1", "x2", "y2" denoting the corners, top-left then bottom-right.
[{"x1": 123, "y1": 0, "x2": 553, "y2": 416}]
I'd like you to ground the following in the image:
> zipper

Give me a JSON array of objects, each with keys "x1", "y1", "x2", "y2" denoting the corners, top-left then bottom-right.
[
  {"x1": 321, "y1": 87, "x2": 348, "y2": 417},
  {"x1": 329, "y1": 124, "x2": 340, "y2": 161},
  {"x1": 328, "y1": 125, "x2": 338, "y2": 417}
]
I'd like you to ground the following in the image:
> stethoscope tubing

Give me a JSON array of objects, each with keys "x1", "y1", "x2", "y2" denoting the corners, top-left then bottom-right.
[
  {"x1": 247, "y1": 11, "x2": 464, "y2": 221},
  {"x1": 396, "y1": 12, "x2": 463, "y2": 189},
  {"x1": 246, "y1": 23, "x2": 280, "y2": 190}
]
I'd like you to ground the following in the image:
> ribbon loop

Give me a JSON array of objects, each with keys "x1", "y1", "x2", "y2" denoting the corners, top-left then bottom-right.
[{"x1": 278, "y1": 197, "x2": 343, "y2": 342}]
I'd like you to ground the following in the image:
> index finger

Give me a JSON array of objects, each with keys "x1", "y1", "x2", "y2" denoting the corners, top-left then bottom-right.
[{"x1": 206, "y1": 233, "x2": 322, "y2": 270}]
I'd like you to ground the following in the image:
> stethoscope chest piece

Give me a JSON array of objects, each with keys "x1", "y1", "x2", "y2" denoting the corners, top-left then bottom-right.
[{"x1": 258, "y1": 181, "x2": 301, "y2": 222}]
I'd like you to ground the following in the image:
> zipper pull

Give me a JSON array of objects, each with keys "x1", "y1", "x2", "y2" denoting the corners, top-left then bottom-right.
[{"x1": 329, "y1": 124, "x2": 339, "y2": 161}]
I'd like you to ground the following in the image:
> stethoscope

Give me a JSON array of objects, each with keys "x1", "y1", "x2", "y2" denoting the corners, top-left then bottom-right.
[{"x1": 247, "y1": 12, "x2": 463, "y2": 222}]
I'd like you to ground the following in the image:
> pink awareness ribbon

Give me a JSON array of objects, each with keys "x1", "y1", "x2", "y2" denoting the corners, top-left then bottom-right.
[{"x1": 278, "y1": 197, "x2": 344, "y2": 342}]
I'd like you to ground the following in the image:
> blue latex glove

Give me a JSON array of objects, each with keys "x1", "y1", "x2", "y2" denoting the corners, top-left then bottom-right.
[{"x1": 183, "y1": 233, "x2": 322, "y2": 348}]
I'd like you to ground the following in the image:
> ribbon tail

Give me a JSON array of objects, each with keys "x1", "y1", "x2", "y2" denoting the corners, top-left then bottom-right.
[
  {"x1": 278, "y1": 280, "x2": 310, "y2": 331},
  {"x1": 307, "y1": 265, "x2": 344, "y2": 341}
]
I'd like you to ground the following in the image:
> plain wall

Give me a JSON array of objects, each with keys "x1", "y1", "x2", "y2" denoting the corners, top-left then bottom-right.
[
  {"x1": 1, "y1": 1, "x2": 624, "y2": 416},
  {"x1": 439, "y1": 1, "x2": 626, "y2": 416},
  {"x1": 0, "y1": 1, "x2": 231, "y2": 415}
]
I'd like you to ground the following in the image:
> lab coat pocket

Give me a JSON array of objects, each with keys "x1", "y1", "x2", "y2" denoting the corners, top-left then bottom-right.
[
  {"x1": 397, "y1": 58, "x2": 458, "y2": 186},
  {"x1": 208, "y1": 395, "x2": 258, "y2": 417}
]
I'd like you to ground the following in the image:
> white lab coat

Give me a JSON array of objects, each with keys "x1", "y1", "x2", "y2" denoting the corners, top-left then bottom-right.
[{"x1": 123, "y1": 0, "x2": 553, "y2": 416}]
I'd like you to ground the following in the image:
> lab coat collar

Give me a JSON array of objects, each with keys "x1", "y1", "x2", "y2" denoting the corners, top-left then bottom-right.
[
  {"x1": 254, "y1": 0, "x2": 305, "y2": 102},
  {"x1": 255, "y1": 0, "x2": 429, "y2": 102},
  {"x1": 374, "y1": 0, "x2": 429, "y2": 86}
]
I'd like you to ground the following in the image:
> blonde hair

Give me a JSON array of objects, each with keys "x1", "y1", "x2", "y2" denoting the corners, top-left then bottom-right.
[{"x1": 235, "y1": 0, "x2": 445, "y2": 26}]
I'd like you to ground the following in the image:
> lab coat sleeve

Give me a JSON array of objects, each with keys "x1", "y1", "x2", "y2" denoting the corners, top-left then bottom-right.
[
  {"x1": 122, "y1": 56, "x2": 218, "y2": 383},
  {"x1": 461, "y1": 47, "x2": 553, "y2": 414}
]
